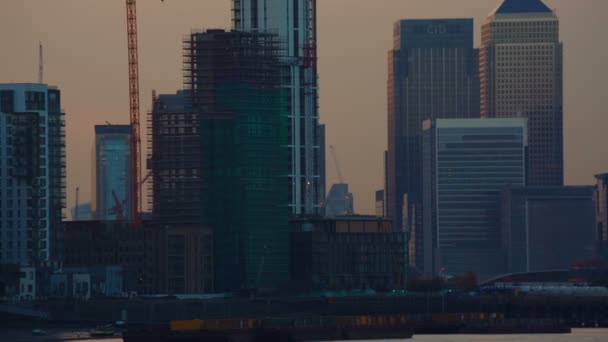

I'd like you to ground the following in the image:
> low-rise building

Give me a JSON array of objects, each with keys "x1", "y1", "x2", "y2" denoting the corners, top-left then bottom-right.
[
  {"x1": 49, "y1": 266, "x2": 124, "y2": 299},
  {"x1": 290, "y1": 217, "x2": 407, "y2": 291},
  {"x1": 61, "y1": 220, "x2": 212, "y2": 294},
  {"x1": 18, "y1": 266, "x2": 36, "y2": 301},
  {"x1": 0, "y1": 264, "x2": 20, "y2": 300}
]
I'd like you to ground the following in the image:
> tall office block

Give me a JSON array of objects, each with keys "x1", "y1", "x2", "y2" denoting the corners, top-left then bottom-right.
[
  {"x1": 183, "y1": 30, "x2": 289, "y2": 291},
  {"x1": 232, "y1": 0, "x2": 322, "y2": 216},
  {"x1": 387, "y1": 19, "x2": 479, "y2": 270},
  {"x1": 422, "y1": 118, "x2": 527, "y2": 278},
  {"x1": 0, "y1": 84, "x2": 65, "y2": 266},
  {"x1": 480, "y1": 0, "x2": 563, "y2": 186},
  {"x1": 501, "y1": 186, "x2": 596, "y2": 273},
  {"x1": 92, "y1": 125, "x2": 130, "y2": 221}
]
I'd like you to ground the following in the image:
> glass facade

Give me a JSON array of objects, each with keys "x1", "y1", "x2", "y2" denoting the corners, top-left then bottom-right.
[
  {"x1": 92, "y1": 125, "x2": 130, "y2": 221},
  {"x1": 423, "y1": 118, "x2": 527, "y2": 278},
  {"x1": 233, "y1": 0, "x2": 323, "y2": 216},
  {"x1": 387, "y1": 19, "x2": 480, "y2": 271}
]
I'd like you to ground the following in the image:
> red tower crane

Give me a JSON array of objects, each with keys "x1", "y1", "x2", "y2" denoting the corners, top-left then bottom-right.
[{"x1": 126, "y1": 0, "x2": 142, "y2": 228}]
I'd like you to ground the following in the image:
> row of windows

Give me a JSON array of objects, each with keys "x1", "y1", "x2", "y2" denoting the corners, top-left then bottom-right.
[
  {"x1": 0, "y1": 218, "x2": 48, "y2": 227},
  {"x1": 494, "y1": 21, "x2": 557, "y2": 28}
]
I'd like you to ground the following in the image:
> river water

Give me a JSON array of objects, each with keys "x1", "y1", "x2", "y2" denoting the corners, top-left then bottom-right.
[{"x1": 3, "y1": 329, "x2": 608, "y2": 341}]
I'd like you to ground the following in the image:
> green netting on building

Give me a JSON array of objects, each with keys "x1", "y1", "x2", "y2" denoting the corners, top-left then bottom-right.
[{"x1": 202, "y1": 83, "x2": 289, "y2": 291}]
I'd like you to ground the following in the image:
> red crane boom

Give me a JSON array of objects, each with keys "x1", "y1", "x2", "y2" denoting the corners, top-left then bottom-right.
[{"x1": 126, "y1": 0, "x2": 141, "y2": 228}]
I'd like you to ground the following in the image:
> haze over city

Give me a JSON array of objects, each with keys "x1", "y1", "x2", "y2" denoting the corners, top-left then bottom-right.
[
  {"x1": 5, "y1": 1, "x2": 608, "y2": 339},
  {"x1": 1, "y1": 0, "x2": 607, "y2": 214}
]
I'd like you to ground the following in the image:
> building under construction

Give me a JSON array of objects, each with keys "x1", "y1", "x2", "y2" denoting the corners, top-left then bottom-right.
[
  {"x1": 149, "y1": 30, "x2": 289, "y2": 291},
  {"x1": 149, "y1": 91, "x2": 200, "y2": 226}
]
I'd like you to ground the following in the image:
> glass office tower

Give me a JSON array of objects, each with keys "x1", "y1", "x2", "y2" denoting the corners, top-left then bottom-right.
[
  {"x1": 92, "y1": 125, "x2": 131, "y2": 221},
  {"x1": 422, "y1": 118, "x2": 527, "y2": 278},
  {"x1": 232, "y1": 0, "x2": 323, "y2": 216},
  {"x1": 387, "y1": 19, "x2": 479, "y2": 270}
]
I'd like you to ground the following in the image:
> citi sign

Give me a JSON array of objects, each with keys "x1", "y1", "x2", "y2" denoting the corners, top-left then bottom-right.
[{"x1": 427, "y1": 24, "x2": 447, "y2": 35}]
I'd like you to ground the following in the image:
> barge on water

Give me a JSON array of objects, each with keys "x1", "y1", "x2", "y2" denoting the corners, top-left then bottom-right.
[
  {"x1": 123, "y1": 315, "x2": 414, "y2": 342},
  {"x1": 122, "y1": 313, "x2": 572, "y2": 341}
]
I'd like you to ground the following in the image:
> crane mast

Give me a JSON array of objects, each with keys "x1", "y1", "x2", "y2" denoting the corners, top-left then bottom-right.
[{"x1": 126, "y1": 0, "x2": 141, "y2": 228}]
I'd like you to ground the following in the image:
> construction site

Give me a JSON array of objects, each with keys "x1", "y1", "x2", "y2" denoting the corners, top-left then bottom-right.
[{"x1": 148, "y1": 29, "x2": 290, "y2": 292}]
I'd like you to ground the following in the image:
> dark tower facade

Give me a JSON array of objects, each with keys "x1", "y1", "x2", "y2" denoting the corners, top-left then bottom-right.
[{"x1": 387, "y1": 19, "x2": 479, "y2": 271}]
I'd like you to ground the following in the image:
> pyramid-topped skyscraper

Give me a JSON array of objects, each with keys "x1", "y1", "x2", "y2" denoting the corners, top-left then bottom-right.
[
  {"x1": 493, "y1": 0, "x2": 552, "y2": 14},
  {"x1": 481, "y1": 0, "x2": 563, "y2": 186}
]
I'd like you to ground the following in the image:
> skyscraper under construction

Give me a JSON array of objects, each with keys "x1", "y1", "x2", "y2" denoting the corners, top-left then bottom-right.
[
  {"x1": 232, "y1": 0, "x2": 323, "y2": 216},
  {"x1": 150, "y1": 29, "x2": 289, "y2": 291}
]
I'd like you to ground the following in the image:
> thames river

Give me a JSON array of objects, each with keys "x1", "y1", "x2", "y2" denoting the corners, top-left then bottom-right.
[{"x1": 3, "y1": 329, "x2": 608, "y2": 341}]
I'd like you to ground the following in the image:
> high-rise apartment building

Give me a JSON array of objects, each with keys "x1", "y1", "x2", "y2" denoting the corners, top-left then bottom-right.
[
  {"x1": 0, "y1": 84, "x2": 65, "y2": 266},
  {"x1": 232, "y1": 0, "x2": 323, "y2": 216},
  {"x1": 387, "y1": 19, "x2": 479, "y2": 269},
  {"x1": 480, "y1": 0, "x2": 563, "y2": 186},
  {"x1": 92, "y1": 125, "x2": 130, "y2": 221},
  {"x1": 422, "y1": 118, "x2": 527, "y2": 278}
]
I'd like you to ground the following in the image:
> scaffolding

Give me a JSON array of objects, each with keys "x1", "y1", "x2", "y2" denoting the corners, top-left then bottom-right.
[
  {"x1": 182, "y1": 29, "x2": 289, "y2": 291},
  {"x1": 182, "y1": 30, "x2": 285, "y2": 109}
]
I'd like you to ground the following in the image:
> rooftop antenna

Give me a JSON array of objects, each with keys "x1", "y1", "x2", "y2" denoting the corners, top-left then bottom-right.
[{"x1": 38, "y1": 42, "x2": 44, "y2": 84}]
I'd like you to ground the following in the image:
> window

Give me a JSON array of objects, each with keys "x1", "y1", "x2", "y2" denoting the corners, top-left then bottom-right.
[
  {"x1": 25, "y1": 91, "x2": 46, "y2": 111},
  {"x1": 0, "y1": 90, "x2": 14, "y2": 112}
]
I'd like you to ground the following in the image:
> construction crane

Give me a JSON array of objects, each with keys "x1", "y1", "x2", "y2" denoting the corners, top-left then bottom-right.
[
  {"x1": 126, "y1": 0, "x2": 142, "y2": 228},
  {"x1": 110, "y1": 189, "x2": 127, "y2": 221},
  {"x1": 329, "y1": 145, "x2": 344, "y2": 184}
]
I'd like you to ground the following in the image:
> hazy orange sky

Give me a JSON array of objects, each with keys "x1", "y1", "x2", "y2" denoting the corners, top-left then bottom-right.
[{"x1": 1, "y1": 0, "x2": 606, "y2": 215}]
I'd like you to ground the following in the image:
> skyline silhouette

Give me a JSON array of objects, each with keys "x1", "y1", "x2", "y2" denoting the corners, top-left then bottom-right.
[{"x1": 0, "y1": 0, "x2": 606, "y2": 214}]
